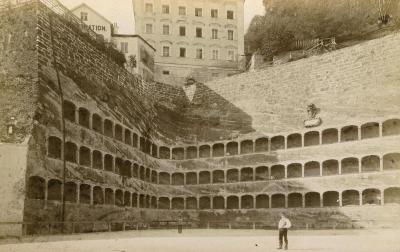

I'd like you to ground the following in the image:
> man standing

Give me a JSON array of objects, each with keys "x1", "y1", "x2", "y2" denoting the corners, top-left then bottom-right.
[{"x1": 278, "y1": 213, "x2": 291, "y2": 250}]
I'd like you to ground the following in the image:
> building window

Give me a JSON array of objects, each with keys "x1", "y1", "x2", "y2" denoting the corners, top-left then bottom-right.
[
  {"x1": 163, "y1": 70, "x2": 170, "y2": 75},
  {"x1": 120, "y1": 42, "x2": 128, "y2": 53},
  {"x1": 196, "y1": 27, "x2": 202, "y2": 38},
  {"x1": 163, "y1": 24, "x2": 170, "y2": 35},
  {"x1": 179, "y1": 6, "x2": 186, "y2": 15},
  {"x1": 212, "y1": 29, "x2": 218, "y2": 39},
  {"x1": 145, "y1": 3, "x2": 153, "y2": 13},
  {"x1": 162, "y1": 5, "x2": 170, "y2": 14},
  {"x1": 179, "y1": 26, "x2": 186, "y2": 36},
  {"x1": 80, "y1": 12, "x2": 88, "y2": 21},
  {"x1": 211, "y1": 9, "x2": 218, "y2": 18},
  {"x1": 212, "y1": 49, "x2": 219, "y2": 60},
  {"x1": 228, "y1": 30, "x2": 234, "y2": 40},
  {"x1": 227, "y1": 10, "x2": 234, "y2": 19},
  {"x1": 228, "y1": 50, "x2": 235, "y2": 61},
  {"x1": 180, "y1": 48, "x2": 186, "y2": 58},
  {"x1": 145, "y1": 24, "x2": 153, "y2": 34},
  {"x1": 195, "y1": 8, "x2": 202, "y2": 17},
  {"x1": 162, "y1": 46, "x2": 170, "y2": 57},
  {"x1": 196, "y1": 48, "x2": 203, "y2": 59}
]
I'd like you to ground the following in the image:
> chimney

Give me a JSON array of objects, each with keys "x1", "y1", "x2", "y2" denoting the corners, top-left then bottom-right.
[{"x1": 112, "y1": 22, "x2": 119, "y2": 35}]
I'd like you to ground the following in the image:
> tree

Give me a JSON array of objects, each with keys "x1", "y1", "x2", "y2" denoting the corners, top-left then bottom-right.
[{"x1": 128, "y1": 55, "x2": 137, "y2": 73}]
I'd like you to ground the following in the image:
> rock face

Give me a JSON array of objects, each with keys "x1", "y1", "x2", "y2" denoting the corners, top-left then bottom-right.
[{"x1": 0, "y1": 1, "x2": 400, "y2": 236}]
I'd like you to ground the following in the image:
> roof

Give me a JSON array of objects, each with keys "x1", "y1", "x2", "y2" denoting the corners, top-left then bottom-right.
[
  {"x1": 70, "y1": 3, "x2": 113, "y2": 25},
  {"x1": 112, "y1": 34, "x2": 156, "y2": 51}
]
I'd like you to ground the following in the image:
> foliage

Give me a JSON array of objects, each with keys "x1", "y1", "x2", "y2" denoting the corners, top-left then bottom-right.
[
  {"x1": 246, "y1": 0, "x2": 400, "y2": 59},
  {"x1": 128, "y1": 55, "x2": 137, "y2": 73}
]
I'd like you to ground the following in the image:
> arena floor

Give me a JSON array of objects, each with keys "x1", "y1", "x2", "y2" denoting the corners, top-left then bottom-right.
[{"x1": 0, "y1": 229, "x2": 399, "y2": 252}]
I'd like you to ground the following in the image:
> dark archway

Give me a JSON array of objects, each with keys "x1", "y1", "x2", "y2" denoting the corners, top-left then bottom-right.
[
  {"x1": 132, "y1": 133, "x2": 138, "y2": 148},
  {"x1": 271, "y1": 194, "x2": 285, "y2": 208},
  {"x1": 322, "y1": 160, "x2": 339, "y2": 176},
  {"x1": 186, "y1": 197, "x2": 197, "y2": 209},
  {"x1": 213, "y1": 170, "x2": 225, "y2": 183},
  {"x1": 186, "y1": 172, "x2": 197, "y2": 185},
  {"x1": 151, "y1": 170, "x2": 158, "y2": 184},
  {"x1": 92, "y1": 114, "x2": 102, "y2": 133},
  {"x1": 322, "y1": 128, "x2": 338, "y2": 144},
  {"x1": 121, "y1": 160, "x2": 132, "y2": 177},
  {"x1": 139, "y1": 166, "x2": 146, "y2": 180},
  {"x1": 124, "y1": 129, "x2": 132, "y2": 145},
  {"x1": 361, "y1": 155, "x2": 380, "y2": 173},
  {"x1": 226, "y1": 142, "x2": 238, "y2": 156},
  {"x1": 115, "y1": 189, "x2": 123, "y2": 207},
  {"x1": 92, "y1": 150, "x2": 103, "y2": 170},
  {"x1": 63, "y1": 100, "x2": 76, "y2": 122},
  {"x1": 255, "y1": 137, "x2": 268, "y2": 152},
  {"x1": 47, "y1": 179, "x2": 62, "y2": 201},
  {"x1": 104, "y1": 154, "x2": 114, "y2": 172},
  {"x1": 287, "y1": 163, "x2": 302, "y2": 178},
  {"x1": 256, "y1": 195, "x2": 269, "y2": 209},
  {"x1": 287, "y1": 133, "x2": 302, "y2": 149},
  {"x1": 80, "y1": 184, "x2": 91, "y2": 204},
  {"x1": 241, "y1": 195, "x2": 254, "y2": 209},
  {"x1": 104, "y1": 119, "x2": 113, "y2": 138},
  {"x1": 78, "y1": 107, "x2": 90, "y2": 128},
  {"x1": 240, "y1": 167, "x2": 254, "y2": 182},
  {"x1": 362, "y1": 188, "x2": 381, "y2": 205},
  {"x1": 361, "y1": 122, "x2": 379, "y2": 139},
  {"x1": 199, "y1": 196, "x2": 211, "y2": 209},
  {"x1": 27, "y1": 176, "x2": 45, "y2": 200},
  {"x1": 323, "y1": 191, "x2": 339, "y2": 207},
  {"x1": 132, "y1": 193, "x2": 138, "y2": 208},
  {"x1": 151, "y1": 196, "x2": 157, "y2": 209},
  {"x1": 132, "y1": 163, "x2": 139, "y2": 178},
  {"x1": 213, "y1": 196, "x2": 225, "y2": 209},
  {"x1": 304, "y1": 161, "x2": 320, "y2": 177},
  {"x1": 271, "y1": 136, "x2": 285, "y2": 150},
  {"x1": 342, "y1": 190, "x2": 360, "y2": 206},
  {"x1": 382, "y1": 119, "x2": 400, "y2": 136},
  {"x1": 159, "y1": 197, "x2": 170, "y2": 209},
  {"x1": 271, "y1": 165, "x2": 285, "y2": 179},
  {"x1": 159, "y1": 146, "x2": 170, "y2": 159},
  {"x1": 79, "y1": 146, "x2": 91, "y2": 167},
  {"x1": 115, "y1": 158, "x2": 124, "y2": 175},
  {"x1": 172, "y1": 198, "x2": 184, "y2": 209},
  {"x1": 114, "y1": 124, "x2": 123, "y2": 141},
  {"x1": 341, "y1": 125, "x2": 358, "y2": 142},
  {"x1": 212, "y1": 143, "x2": 225, "y2": 157},
  {"x1": 384, "y1": 187, "x2": 400, "y2": 204},
  {"x1": 186, "y1": 146, "x2": 198, "y2": 159},
  {"x1": 288, "y1": 193, "x2": 302, "y2": 208},
  {"x1": 172, "y1": 148, "x2": 184, "y2": 160},
  {"x1": 255, "y1": 166, "x2": 268, "y2": 181},
  {"x1": 93, "y1": 186, "x2": 103, "y2": 205},
  {"x1": 151, "y1": 143, "x2": 158, "y2": 158},
  {"x1": 304, "y1": 131, "x2": 320, "y2": 146},
  {"x1": 172, "y1": 173, "x2": 184, "y2": 185},
  {"x1": 65, "y1": 182, "x2": 77, "y2": 203},
  {"x1": 64, "y1": 142, "x2": 77, "y2": 163},
  {"x1": 159, "y1": 172, "x2": 170, "y2": 185},
  {"x1": 240, "y1": 140, "x2": 254, "y2": 154},
  {"x1": 341, "y1": 158, "x2": 359, "y2": 174},
  {"x1": 227, "y1": 196, "x2": 239, "y2": 209},
  {"x1": 227, "y1": 169, "x2": 239, "y2": 183},
  {"x1": 383, "y1": 153, "x2": 400, "y2": 170},
  {"x1": 105, "y1": 188, "x2": 114, "y2": 205},
  {"x1": 48, "y1": 136, "x2": 62, "y2": 159},
  {"x1": 199, "y1": 171, "x2": 211, "y2": 184},
  {"x1": 305, "y1": 192, "x2": 320, "y2": 207},
  {"x1": 199, "y1": 145, "x2": 211, "y2": 158}
]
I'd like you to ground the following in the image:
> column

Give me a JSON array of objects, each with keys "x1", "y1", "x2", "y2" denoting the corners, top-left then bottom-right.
[
  {"x1": 380, "y1": 155, "x2": 384, "y2": 172},
  {"x1": 238, "y1": 141, "x2": 241, "y2": 155},
  {"x1": 197, "y1": 197, "x2": 200, "y2": 209},
  {"x1": 196, "y1": 146, "x2": 200, "y2": 159},
  {"x1": 224, "y1": 170, "x2": 227, "y2": 184},
  {"x1": 252, "y1": 140, "x2": 256, "y2": 153},
  {"x1": 253, "y1": 195, "x2": 257, "y2": 209},
  {"x1": 74, "y1": 109, "x2": 79, "y2": 124},
  {"x1": 183, "y1": 147, "x2": 187, "y2": 160},
  {"x1": 358, "y1": 157, "x2": 362, "y2": 173},
  {"x1": 320, "y1": 194, "x2": 323, "y2": 208},
  {"x1": 210, "y1": 197, "x2": 214, "y2": 210},
  {"x1": 44, "y1": 179, "x2": 49, "y2": 206},
  {"x1": 359, "y1": 191, "x2": 363, "y2": 206},
  {"x1": 319, "y1": 131, "x2": 323, "y2": 145},
  {"x1": 284, "y1": 136, "x2": 288, "y2": 149},
  {"x1": 379, "y1": 122, "x2": 383, "y2": 137},
  {"x1": 224, "y1": 197, "x2": 228, "y2": 209},
  {"x1": 210, "y1": 145, "x2": 214, "y2": 157},
  {"x1": 239, "y1": 196, "x2": 242, "y2": 209},
  {"x1": 338, "y1": 160, "x2": 342, "y2": 175},
  {"x1": 210, "y1": 171, "x2": 213, "y2": 184},
  {"x1": 284, "y1": 165, "x2": 288, "y2": 179},
  {"x1": 196, "y1": 172, "x2": 200, "y2": 185},
  {"x1": 301, "y1": 164, "x2": 305, "y2": 178},
  {"x1": 357, "y1": 126, "x2": 361, "y2": 140}
]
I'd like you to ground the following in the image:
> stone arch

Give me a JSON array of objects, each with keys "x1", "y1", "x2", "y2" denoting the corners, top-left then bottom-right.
[
  {"x1": 271, "y1": 194, "x2": 285, "y2": 208},
  {"x1": 199, "y1": 196, "x2": 211, "y2": 209},
  {"x1": 93, "y1": 186, "x2": 103, "y2": 205},
  {"x1": 342, "y1": 190, "x2": 359, "y2": 206},
  {"x1": 64, "y1": 142, "x2": 77, "y2": 163},
  {"x1": 151, "y1": 170, "x2": 158, "y2": 184},
  {"x1": 159, "y1": 172, "x2": 171, "y2": 185},
  {"x1": 384, "y1": 187, "x2": 400, "y2": 204},
  {"x1": 27, "y1": 176, "x2": 45, "y2": 200},
  {"x1": 80, "y1": 184, "x2": 91, "y2": 204},
  {"x1": 212, "y1": 170, "x2": 224, "y2": 183},
  {"x1": 341, "y1": 125, "x2": 359, "y2": 142},
  {"x1": 186, "y1": 197, "x2": 197, "y2": 209},
  {"x1": 172, "y1": 197, "x2": 184, "y2": 209},
  {"x1": 79, "y1": 146, "x2": 91, "y2": 167},
  {"x1": 240, "y1": 167, "x2": 254, "y2": 182},
  {"x1": 132, "y1": 163, "x2": 139, "y2": 178},
  {"x1": 172, "y1": 147, "x2": 184, "y2": 160},
  {"x1": 115, "y1": 189, "x2": 123, "y2": 206},
  {"x1": 92, "y1": 150, "x2": 103, "y2": 170},
  {"x1": 322, "y1": 128, "x2": 338, "y2": 144},
  {"x1": 304, "y1": 131, "x2": 320, "y2": 146},
  {"x1": 151, "y1": 196, "x2": 157, "y2": 209},
  {"x1": 341, "y1": 157, "x2": 359, "y2": 174},
  {"x1": 139, "y1": 194, "x2": 145, "y2": 208},
  {"x1": 212, "y1": 143, "x2": 225, "y2": 157},
  {"x1": 114, "y1": 124, "x2": 123, "y2": 141},
  {"x1": 322, "y1": 160, "x2": 339, "y2": 176},
  {"x1": 241, "y1": 195, "x2": 254, "y2": 209},
  {"x1": 144, "y1": 139, "x2": 152, "y2": 155},
  {"x1": 159, "y1": 146, "x2": 171, "y2": 159},
  {"x1": 172, "y1": 173, "x2": 184, "y2": 185},
  {"x1": 287, "y1": 133, "x2": 302, "y2": 149},
  {"x1": 362, "y1": 188, "x2": 381, "y2": 205},
  {"x1": 256, "y1": 194, "x2": 269, "y2": 209},
  {"x1": 288, "y1": 193, "x2": 302, "y2": 208},
  {"x1": 255, "y1": 166, "x2": 268, "y2": 181},
  {"x1": 151, "y1": 143, "x2": 158, "y2": 158},
  {"x1": 271, "y1": 136, "x2": 285, "y2": 150},
  {"x1": 63, "y1": 100, "x2": 76, "y2": 122},
  {"x1": 48, "y1": 136, "x2": 62, "y2": 159},
  {"x1": 287, "y1": 163, "x2": 302, "y2": 178},
  {"x1": 104, "y1": 119, "x2": 113, "y2": 138},
  {"x1": 199, "y1": 171, "x2": 211, "y2": 184},
  {"x1": 361, "y1": 155, "x2": 380, "y2": 173},
  {"x1": 139, "y1": 166, "x2": 146, "y2": 180},
  {"x1": 92, "y1": 113, "x2": 102, "y2": 133},
  {"x1": 240, "y1": 140, "x2": 254, "y2": 154},
  {"x1": 124, "y1": 129, "x2": 132, "y2": 145},
  {"x1": 115, "y1": 158, "x2": 124, "y2": 175},
  {"x1": 132, "y1": 133, "x2": 138, "y2": 148},
  {"x1": 158, "y1": 197, "x2": 170, "y2": 209},
  {"x1": 199, "y1": 145, "x2": 211, "y2": 158},
  {"x1": 270, "y1": 165, "x2": 285, "y2": 179},
  {"x1": 382, "y1": 119, "x2": 400, "y2": 136},
  {"x1": 383, "y1": 153, "x2": 400, "y2": 170},
  {"x1": 186, "y1": 172, "x2": 197, "y2": 185},
  {"x1": 47, "y1": 179, "x2": 62, "y2": 201},
  {"x1": 226, "y1": 169, "x2": 239, "y2": 183},
  {"x1": 64, "y1": 182, "x2": 77, "y2": 203},
  {"x1": 132, "y1": 193, "x2": 138, "y2": 208},
  {"x1": 104, "y1": 154, "x2": 114, "y2": 172},
  {"x1": 305, "y1": 192, "x2": 320, "y2": 207},
  {"x1": 78, "y1": 107, "x2": 90, "y2": 128},
  {"x1": 186, "y1": 146, "x2": 198, "y2": 159},
  {"x1": 226, "y1": 142, "x2": 238, "y2": 156},
  {"x1": 213, "y1": 196, "x2": 225, "y2": 209},
  {"x1": 323, "y1": 191, "x2": 339, "y2": 207},
  {"x1": 304, "y1": 161, "x2": 321, "y2": 177},
  {"x1": 145, "y1": 168, "x2": 151, "y2": 182},
  {"x1": 104, "y1": 188, "x2": 114, "y2": 205},
  {"x1": 255, "y1": 137, "x2": 268, "y2": 152},
  {"x1": 361, "y1": 122, "x2": 379, "y2": 139},
  {"x1": 227, "y1": 196, "x2": 239, "y2": 209},
  {"x1": 121, "y1": 160, "x2": 132, "y2": 177}
]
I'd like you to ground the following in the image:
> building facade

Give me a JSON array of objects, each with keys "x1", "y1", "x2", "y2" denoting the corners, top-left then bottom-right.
[{"x1": 132, "y1": 0, "x2": 246, "y2": 85}]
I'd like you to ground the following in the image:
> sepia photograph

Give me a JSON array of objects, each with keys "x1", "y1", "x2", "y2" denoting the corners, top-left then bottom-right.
[{"x1": 0, "y1": 0, "x2": 400, "y2": 251}]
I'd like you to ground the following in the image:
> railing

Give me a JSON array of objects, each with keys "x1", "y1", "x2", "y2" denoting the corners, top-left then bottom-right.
[{"x1": 0, "y1": 219, "x2": 359, "y2": 236}]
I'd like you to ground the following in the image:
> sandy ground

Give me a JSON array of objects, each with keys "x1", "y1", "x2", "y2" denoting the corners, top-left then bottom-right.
[{"x1": 0, "y1": 229, "x2": 399, "y2": 252}]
